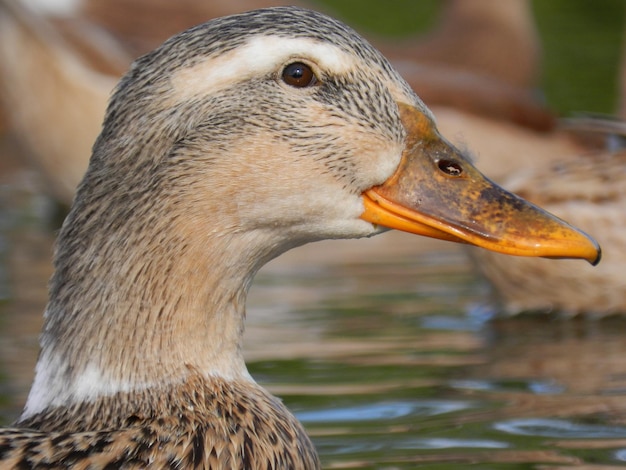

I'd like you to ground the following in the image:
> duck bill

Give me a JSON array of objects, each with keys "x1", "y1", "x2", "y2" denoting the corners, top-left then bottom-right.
[{"x1": 361, "y1": 103, "x2": 601, "y2": 265}]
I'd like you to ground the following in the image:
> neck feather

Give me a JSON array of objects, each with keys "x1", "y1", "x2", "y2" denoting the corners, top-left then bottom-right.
[{"x1": 22, "y1": 185, "x2": 280, "y2": 418}]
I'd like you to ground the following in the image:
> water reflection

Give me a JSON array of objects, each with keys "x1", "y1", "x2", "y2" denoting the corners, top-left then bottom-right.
[
  {"x1": 495, "y1": 418, "x2": 626, "y2": 439},
  {"x1": 451, "y1": 378, "x2": 566, "y2": 394},
  {"x1": 616, "y1": 448, "x2": 626, "y2": 461},
  {"x1": 298, "y1": 399, "x2": 474, "y2": 423},
  {"x1": 2, "y1": 139, "x2": 626, "y2": 467}
]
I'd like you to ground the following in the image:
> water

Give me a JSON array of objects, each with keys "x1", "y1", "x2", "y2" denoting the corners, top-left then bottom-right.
[
  {"x1": 248, "y1": 260, "x2": 626, "y2": 468},
  {"x1": 2, "y1": 139, "x2": 626, "y2": 468}
]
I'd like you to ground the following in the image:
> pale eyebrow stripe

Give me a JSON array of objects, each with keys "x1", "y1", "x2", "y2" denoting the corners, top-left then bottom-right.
[{"x1": 169, "y1": 35, "x2": 358, "y2": 101}]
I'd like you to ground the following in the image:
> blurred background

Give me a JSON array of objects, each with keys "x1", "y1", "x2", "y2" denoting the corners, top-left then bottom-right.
[
  {"x1": 325, "y1": 0, "x2": 624, "y2": 116},
  {"x1": 1, "y1": 1, "x2": 626, "y2": 468}
]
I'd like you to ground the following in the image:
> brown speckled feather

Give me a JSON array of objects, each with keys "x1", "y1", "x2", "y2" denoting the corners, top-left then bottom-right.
[{"x1": 0, "y1": 375, "x2": 318, "y2": 469}]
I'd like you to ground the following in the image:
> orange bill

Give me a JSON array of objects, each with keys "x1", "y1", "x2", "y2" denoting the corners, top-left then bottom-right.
[{"x1": 361, "y1": 103, "x2": 601, "y2": 266}]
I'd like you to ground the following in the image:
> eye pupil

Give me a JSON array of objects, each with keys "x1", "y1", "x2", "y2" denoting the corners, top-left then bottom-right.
[{"x1": 282, "y1": 62, "x2": 317, "y2": 88}]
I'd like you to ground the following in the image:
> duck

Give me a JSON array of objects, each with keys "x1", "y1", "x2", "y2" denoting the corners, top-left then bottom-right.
[
  {"x1": 469, "y1": 119, "x2": 626, "y2": 316},
  {"x1": 0, "y1": 6, "x2": 600, "y2": 468},
  {"x1": 466, "y1": 39, "x2": 626, "y2": 316},
  {"x1": 0, "y1": 0, "x2": 554, "y2": 203}
]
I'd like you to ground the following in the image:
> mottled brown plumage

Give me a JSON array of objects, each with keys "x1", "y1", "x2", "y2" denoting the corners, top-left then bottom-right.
[{"x1": 1, "y1": 374, "x2": 318, "y2": 468}]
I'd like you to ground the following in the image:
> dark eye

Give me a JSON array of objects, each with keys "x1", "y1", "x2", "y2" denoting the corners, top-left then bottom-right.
[{"x1": 282, "y1": 62, "x2": 317, "y2": 88}]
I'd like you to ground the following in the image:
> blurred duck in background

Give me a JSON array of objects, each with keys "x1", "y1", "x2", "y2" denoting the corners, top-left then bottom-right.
[
  {"x1": 469, "y1": 52, "x2": 626, "y2": 316},
  {"x1": 470, "y1": 142, "x2": 626, "y2": 316}
]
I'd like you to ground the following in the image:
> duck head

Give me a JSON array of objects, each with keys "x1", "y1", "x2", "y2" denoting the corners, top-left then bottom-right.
[{"x1": 84, "y1": 6, "x2": 598, "y2": 266}]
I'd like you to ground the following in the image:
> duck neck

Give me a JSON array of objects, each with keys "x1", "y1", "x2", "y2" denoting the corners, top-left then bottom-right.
[{"x1": 21, "y1": 194, "x2": 276, "y2": 418}]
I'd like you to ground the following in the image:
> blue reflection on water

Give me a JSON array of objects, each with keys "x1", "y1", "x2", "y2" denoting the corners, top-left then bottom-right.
[
  {"x1": 400, "y1": 438, "x2": 509, "y2": 450},
  {"x1": 615, "y1": 448, "x2": 626, "y2": 461},
  {"x1": 528, "y1": 380, "x2": 566, "y2": 394},
  {"x1": 494, "y1": 418, "x2": 626, "y2": 438},
  {"x1": 419, "y1": 303, "x2": 497, "y2": 332},
  {"x1": 297, "y1": 399, "x2": 473, "y2": 423},
  {"x1": 450, "y1": 378, "x2": 565, "y2": 394},
  {"x1": 324, "y1": 436, "x2": 509, "y2": 455}
]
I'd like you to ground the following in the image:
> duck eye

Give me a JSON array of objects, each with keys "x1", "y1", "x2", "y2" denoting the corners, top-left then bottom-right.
[{"x1": 282, "y1": 62, "x2": 317, "y2": 88}]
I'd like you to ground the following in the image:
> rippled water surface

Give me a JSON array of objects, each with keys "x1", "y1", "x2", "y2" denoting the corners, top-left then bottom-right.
[{"x1": 2, "y1": 139, "x2": 626, "y2": 469}]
